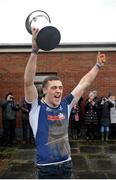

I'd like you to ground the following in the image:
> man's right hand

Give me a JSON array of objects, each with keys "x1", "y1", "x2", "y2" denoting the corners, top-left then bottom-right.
[
  {"x1": 32, "y1": 28, "x2": 39, "y2": 49},
  {"x1": 97, "y1": 52, "x2": 106, "y2": 67}
]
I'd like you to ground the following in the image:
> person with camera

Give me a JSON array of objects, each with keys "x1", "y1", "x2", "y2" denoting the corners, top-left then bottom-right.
[
  {"x1": 0, "y1": 92, "x2": 20, "y2": 146},
  {"x1": 100, "y1": 96, "x2": 114, "y2": 141},
  {"x1": 24, "y1": 27, "x2": 106, "y2": 179}
]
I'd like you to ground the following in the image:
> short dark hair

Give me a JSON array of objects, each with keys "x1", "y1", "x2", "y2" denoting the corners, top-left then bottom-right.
[
  {"x1": 42, "y1": 76, "x2": 61, "y2": 88},
  {"x1": 5, "y1": 92, "x2": 13, "y2": 99}
]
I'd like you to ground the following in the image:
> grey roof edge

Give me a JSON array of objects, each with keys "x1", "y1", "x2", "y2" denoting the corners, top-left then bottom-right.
[{"x1": 0, "y1": 42, "x2": 116, "y2": 52}]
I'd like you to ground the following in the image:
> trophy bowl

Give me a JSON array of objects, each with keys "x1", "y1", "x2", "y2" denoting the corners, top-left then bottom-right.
[{"x1": 25, "y1": 10, "x2": 61, "y2": 51}]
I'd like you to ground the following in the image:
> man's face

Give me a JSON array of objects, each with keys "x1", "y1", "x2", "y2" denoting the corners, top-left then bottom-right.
[
  {"x1": 89, "y1": 93, "x2": 95, "y2": 101},
  {"x1": 43, "y1": 80, "x2": 63, "y2": 107},
  {"x1": 110, "y1": 96, "x2": 115, "y2": 101},
  {"x1": 7, "y1": 94, "x2": 13, "y2": 101}
]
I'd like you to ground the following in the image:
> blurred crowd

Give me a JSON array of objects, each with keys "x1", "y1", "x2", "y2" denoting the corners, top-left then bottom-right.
[
  {"x1": 69, "y1": 90, "x2": 116, "y2": 142},
  {"x1": 0, "y1": 90, "x2": 116, "y2": 147}
]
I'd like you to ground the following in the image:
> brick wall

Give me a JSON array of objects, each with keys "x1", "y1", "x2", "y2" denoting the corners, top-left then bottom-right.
[{"x1": 0, "y1": 51, "x2": 116, "y2": 127}]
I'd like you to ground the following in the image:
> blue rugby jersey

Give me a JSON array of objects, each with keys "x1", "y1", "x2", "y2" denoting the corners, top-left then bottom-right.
[{"x1": 26, "y1": 93, "x2": 75, "y2": 165}]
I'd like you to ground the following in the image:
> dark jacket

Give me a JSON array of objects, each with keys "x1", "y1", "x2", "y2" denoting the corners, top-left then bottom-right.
[
  {"x1": 70, "y1": 105, "x2": 79, "y2": 121},
  {"x1": 20, "y1": 99, "x2": 29, "y2": 120},
  {"x1": 0, "y1": 100, "x2": 19, "y2": 120},
  {"x1": 100, "y1": 100, "x2": 114, "y2": 126},
  {"x1": 84, "y1": 99, "x2": 98, "y2": 125}
]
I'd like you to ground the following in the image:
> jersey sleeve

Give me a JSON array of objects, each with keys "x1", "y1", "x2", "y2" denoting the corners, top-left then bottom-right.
[
  {"x1": 62, "y1": 93, "x2": 76, "y2": 119},
  {"x1": 25, "y1": 97, "x2": 41, "y2": 138},
  {"x1": 63, "y1": 93, "x2": 77, "y2": 107},
  {"x1": 25, "y1": 97, "x2": 41, "y2": 112}
]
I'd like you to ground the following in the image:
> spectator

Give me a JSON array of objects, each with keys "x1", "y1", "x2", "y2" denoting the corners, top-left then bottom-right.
[
  {"x1": 76, "y1": 97, "x2": 84, "y2": 138},
  {"x1": 100, "y1": 96, "x2": 114, "y2": 141},
  {"x1": 110, "y1": 96, "x2": 116, "y2": 138},
  {"x1": 70, "y1": 103, "x2": 79, "y2": 139},
  {"x1": 20, "y1": 98, "x2": 34, "y2": 144},
  {"x1": 84, "y1": 91, "x2": 99, "y2": 140},
  {"x1": 0, "y1": 92, "x2": 20, "y2": 146}
]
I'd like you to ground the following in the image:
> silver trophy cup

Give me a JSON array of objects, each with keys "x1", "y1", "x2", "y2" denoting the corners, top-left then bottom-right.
[{"x1": 25, "y1": 10, "x2": 61, "y2": 51}]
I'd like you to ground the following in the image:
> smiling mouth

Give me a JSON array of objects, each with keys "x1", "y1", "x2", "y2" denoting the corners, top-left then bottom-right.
[{"x1": 54, "y1": 95, "x2": 61, "y2": 99}]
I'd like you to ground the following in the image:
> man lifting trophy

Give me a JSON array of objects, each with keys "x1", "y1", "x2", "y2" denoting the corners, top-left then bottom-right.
[{"x1": 25, "y1": 10, "x2": 61, "y2": 51}]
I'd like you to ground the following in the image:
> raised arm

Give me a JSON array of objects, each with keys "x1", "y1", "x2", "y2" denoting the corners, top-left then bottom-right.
[
  {"x1": 71, "y1": 52, "x2": 106, "y2": 101},
  {"x1": 24, "y1": 28, "x2": 39, "y2": 102}
]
